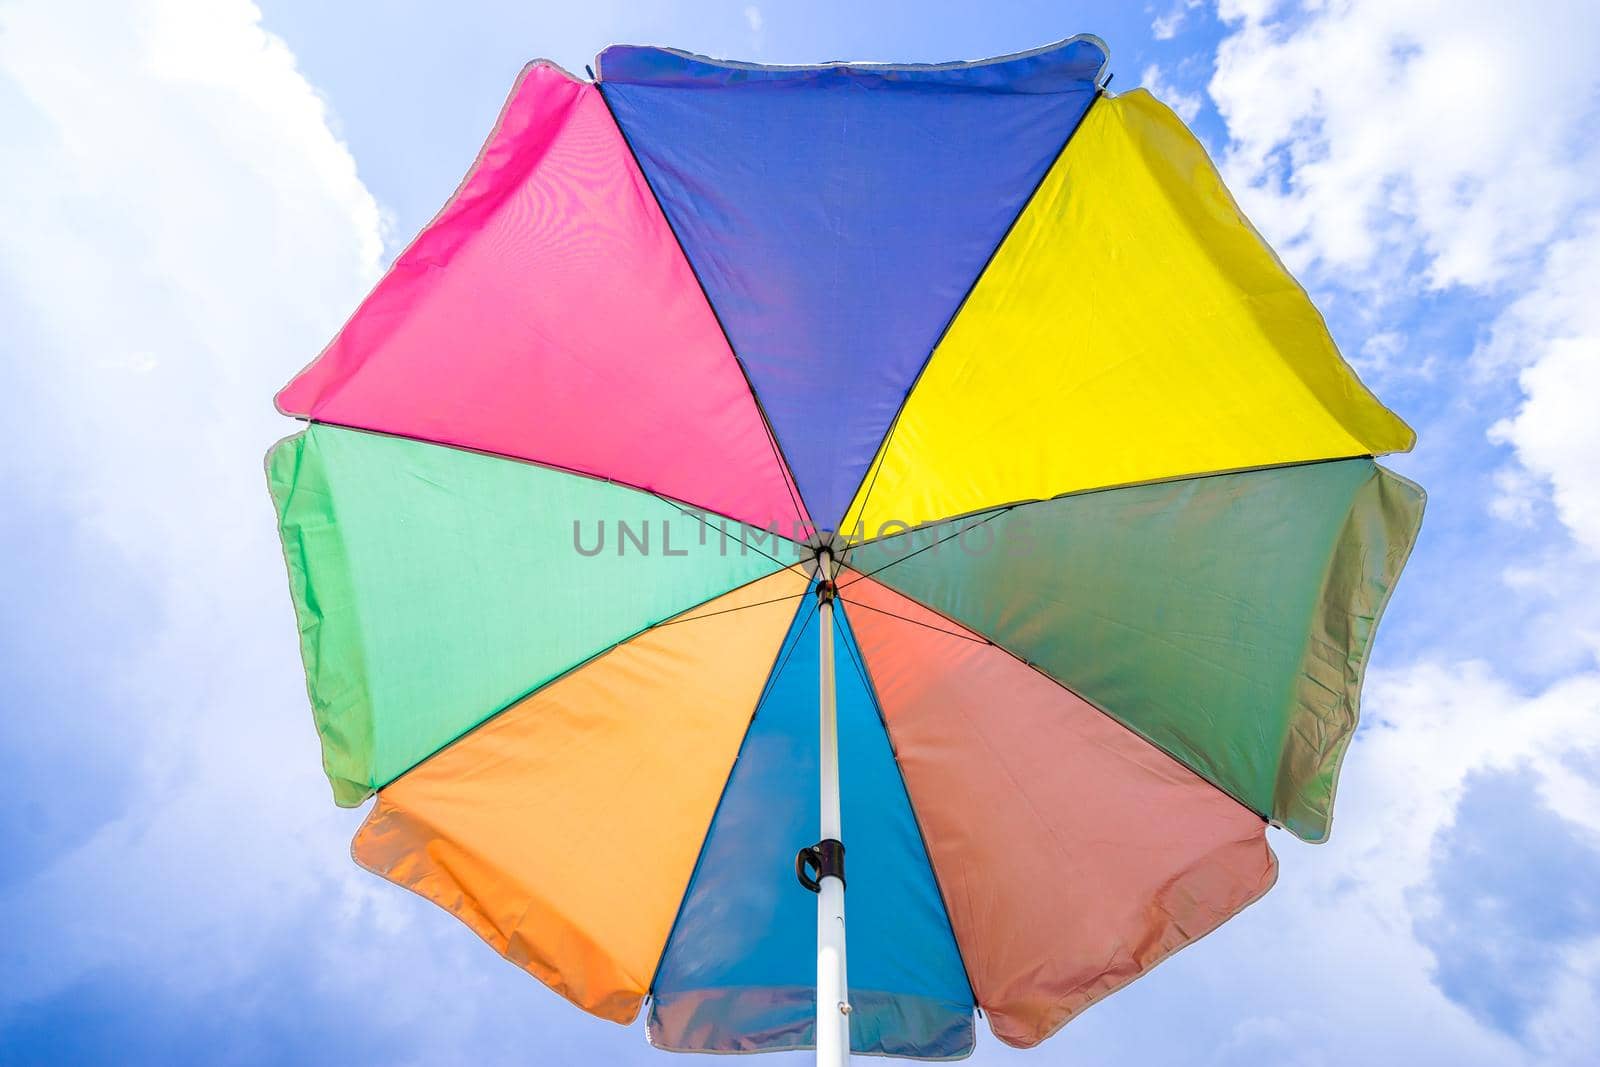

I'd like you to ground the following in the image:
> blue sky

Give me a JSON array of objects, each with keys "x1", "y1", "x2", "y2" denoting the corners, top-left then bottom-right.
[{"x1": 2, "y1": 1, "x2": 1598, "y2": 1064}]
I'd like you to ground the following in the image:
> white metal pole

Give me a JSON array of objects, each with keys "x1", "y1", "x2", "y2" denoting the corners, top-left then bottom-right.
[{"x1": 815, "y1": 548, "x2": 850, "y2": 1067}]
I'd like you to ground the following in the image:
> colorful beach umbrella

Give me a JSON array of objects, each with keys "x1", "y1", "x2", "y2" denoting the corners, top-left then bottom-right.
[{"x1": 267, "y1": 35, "x2": 1423, "y2": 1063}]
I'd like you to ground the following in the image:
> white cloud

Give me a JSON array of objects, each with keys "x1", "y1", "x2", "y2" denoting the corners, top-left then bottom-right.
[
  {"x1": 1529, "y1": 940, "x2": 1600, "y2": 1056},
  {"x1": 1354, "y1": 327, "x2": 1436, "y2": 381},
  {"x1": 1498, "y1": 545, "x2": 1600, "y2": 673},
  {"x1": 1140, "y1": 62, "x2": 1203, "y2": 123},
  {"x1": 1254, "y1": 661, "x2": 1600, "y2": 1064},
  {"x1": 1209, "y1": 0, "x2": 1600, "y2": 292},
  {"x1": 743, "y1": 4, "x2": 763, "y2": 34},
  {"x1": 1151, "y1": 0, "x2": 1202, "y2": 40},
  {"x1": 1476, "y1": 212, "x2": 1600, "y2": 376},
  {"x1": 1490, "y1": 336, "x2": 1600, "y2": 554},
  {"x1": 1342, "y1": 663, "x2": 1600, "y2": 885},
  {"x1": 1200, "y1": 6, "x2": 1600, "y2": 1062},
  {"x1": 0, "y1": 0, "x2": 385, "y2": 1010},
  {"x1": 1217, "y1": 0, "x2": 1281, "y2": 22},
  {"x1": 2, "y1": 1, "x2": 1596, "y2": 1062},
  {"x1": 1489, "y1": 465, "x2": 1543, "y2": 527},
  {"x1": 0, "y1": 6, "x2": 695, "y2": 1059},
  {"x1": 1483, "y1": 210, "x2": 1600, "y2": 556},
  {"x1": 1351, "y1": 664, "x2": 1600, "y2": 1060},
  {"x1": 1207, "y1": 0, "x2": 1600, "y2": 645},
  {"x1": 1042, "y1": 660, "x2": 1600, "y2": 1066}
]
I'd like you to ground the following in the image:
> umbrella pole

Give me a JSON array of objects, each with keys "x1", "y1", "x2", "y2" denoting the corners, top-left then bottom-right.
[{"x1": 815, "y1": 549, "x2": 850, "y2": 1066}]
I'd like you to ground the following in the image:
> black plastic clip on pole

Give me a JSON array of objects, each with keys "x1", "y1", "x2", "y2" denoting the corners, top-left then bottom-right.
[{"x1": 795, "y1": 838, "x2": 846, "y2": 893}]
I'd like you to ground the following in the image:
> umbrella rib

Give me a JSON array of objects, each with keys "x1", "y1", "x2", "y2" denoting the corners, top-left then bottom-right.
[
  {"x1": 596, "y1": 82, "x2": 814, "y2": 540},
  {"x1": 362, "y1": 567, "x2": 805, "y2": 798},
  {"x1": 841, "y1": 452, "x2": 1385, "y2": 557},
  {"x1": 295, "y1": 417, "x2": 806, "y2": 556},
  {"x1": 834, "y1": 595, "x2": 991, "y2": 645},
  {"x1": 838, "y1": 565, "x2": 1273, "y2": 825},
  {"x1": 651, "y1": 589, "x2": 809, "y2": 628},
  {"x1": 839, "y1": 506, "x2": 1017, "y2": 588},
  {"x1": 647, "y1": 488, "x2": 797, "y2": 571},
  {"x1": 642, "y1": 593, "x2": 820, "y2": 1000},
  {"x1": 841, "y1": 88, "x2": 1108, "y2": 536},
  {"x1": 830, "y1": 600, "x2": 983, "y2": 1009}
]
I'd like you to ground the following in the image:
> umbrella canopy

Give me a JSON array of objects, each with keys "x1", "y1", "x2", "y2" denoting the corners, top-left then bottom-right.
[{"x1": 266, "y1": 35, "x2": 1423, "y2": 1061}]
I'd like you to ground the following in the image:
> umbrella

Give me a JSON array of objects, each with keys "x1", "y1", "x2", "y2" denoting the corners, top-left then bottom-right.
[{"x1": 266, "y1": 34, "x2": 1423, "y2": 1063}]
